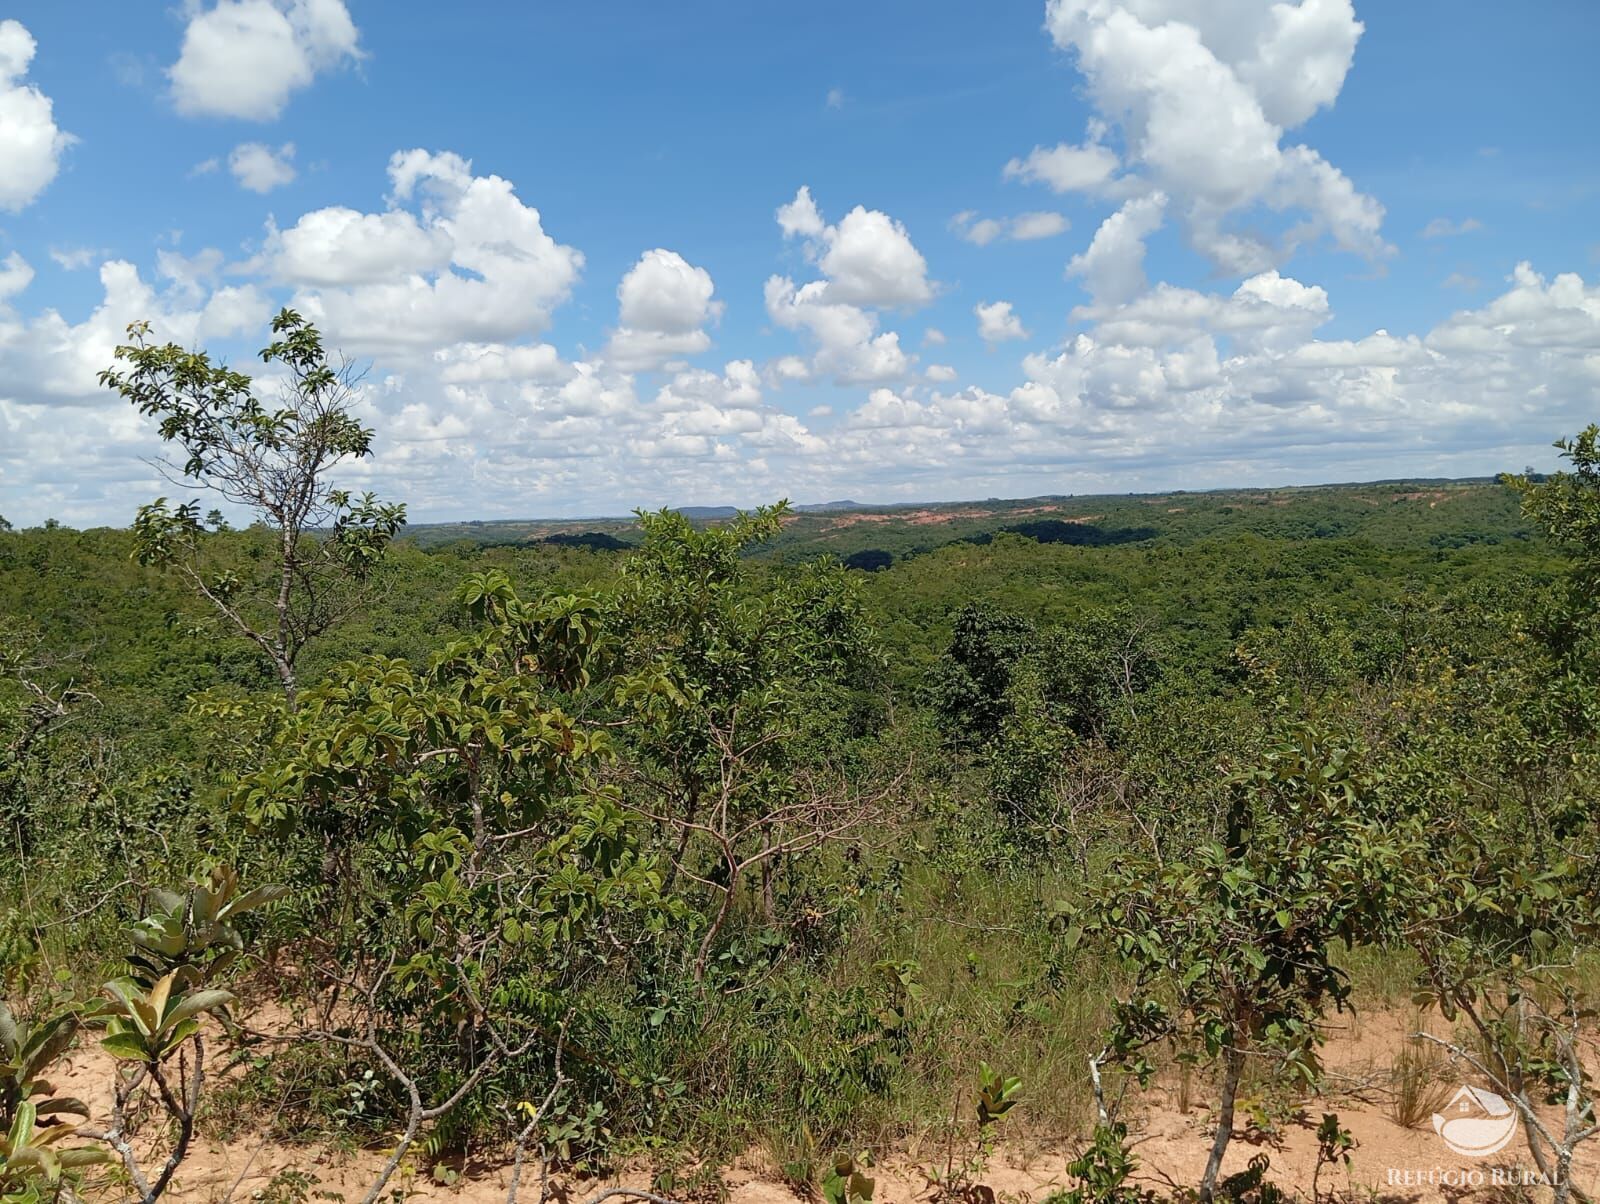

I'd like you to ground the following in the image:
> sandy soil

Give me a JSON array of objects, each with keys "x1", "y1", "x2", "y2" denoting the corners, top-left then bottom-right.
[{"x1": 47, "y1": 1005, "x2": 1598, "y2": 1204}]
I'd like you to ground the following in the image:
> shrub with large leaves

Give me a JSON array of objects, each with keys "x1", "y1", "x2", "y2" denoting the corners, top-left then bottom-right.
[
  {"x1": 225, "y1": 573, "x2": 683, "y2": 1153},
  {"x1": 98, "y1": 976, "x2": 235, "y2": 1065},
  {"x1": 0, "y1": 1006, "x2": 84, "y2": 1133},
  {"x1": 0, "y1": 1100, "x2": 109, "y2": 1204},
  {"x1": 127, "y1": 864, "x2": 287, "y2": 990}
]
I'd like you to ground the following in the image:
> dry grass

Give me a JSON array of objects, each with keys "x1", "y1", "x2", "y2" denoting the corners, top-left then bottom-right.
[{"x1": 1386, "y1": 1037, "x2": 1453, "y2": 1129}]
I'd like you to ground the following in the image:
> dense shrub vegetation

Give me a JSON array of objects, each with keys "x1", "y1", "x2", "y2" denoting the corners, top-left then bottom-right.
[{"x1": 1, "y1": 319, "x2": 1596, "y2": 1204}]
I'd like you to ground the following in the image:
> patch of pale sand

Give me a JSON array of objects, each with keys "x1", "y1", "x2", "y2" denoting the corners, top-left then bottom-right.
[{"x1": 47, "y1": 1004, "x2": 1600, "y2": 1204}]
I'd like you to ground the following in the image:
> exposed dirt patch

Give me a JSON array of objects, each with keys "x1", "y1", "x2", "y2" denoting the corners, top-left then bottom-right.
[
  {"x1": 903, "y1": 508, "x2": 998, "y2": 525},
  {"x1": 50, "y1": 1007, "x2": 1599, "y2": 1204},
  {"x1": 822, "y1": 512, "x2": 898, "y2": 530},
  {"x1": 820, "y1": 505, "x2": 1101, "y2": 533},
  {"x1": 1394, "y1": 491, "x2": 1453, "y2": 504}
]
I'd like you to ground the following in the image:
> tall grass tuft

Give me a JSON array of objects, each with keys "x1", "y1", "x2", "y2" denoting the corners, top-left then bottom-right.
[{"x1": 1388, "y1": 1038, "x2": 1452, "y2": 1129}]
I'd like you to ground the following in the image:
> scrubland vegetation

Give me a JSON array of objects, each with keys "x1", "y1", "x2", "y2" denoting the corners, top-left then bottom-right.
[{"x1": 1, "y1": 317, "x2": 1597, "y2": 1204}]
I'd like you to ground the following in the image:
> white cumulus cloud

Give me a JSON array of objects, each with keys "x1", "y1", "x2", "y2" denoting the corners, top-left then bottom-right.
[
  {"x1": 268, "y1": 150, "x2": 584, "y2": 355},
  {"x1": 1021, "y1": 0, "x2": 1388, "y2": 278},
  {"x1": 778, "y1": 186, "x2": 934, "y2": 308},
  {"x1": 606, "y1": 249, "x2": 722, "y2": 371},
  {"x1": 0, "y1": 252, "x2": 34, "y2": 301},
  {"x1": 1068, "y1": 192, "x2": 1169, "y2": 305},
  {"x1": 1004, "y1": 140, "x2": 1122, "y2": 196},
  {"x1": 975, "y1": 301, "x2": 1030, "y2": 344},
  {"x1": 767, "y1": 186, "x2": 932, "y2": 385},
  {"x1": 170, "y1": 0, "x2": 362, "y2": 121},
  {"x1": 229, "y1": 141, "x2": 297, "y2": 192},
  {"x1": 765, "y1": 276, "x2": 911, "y2": 385},
  {"x1": 0, "y1": 21, "x2": 76, "y2": 213}
]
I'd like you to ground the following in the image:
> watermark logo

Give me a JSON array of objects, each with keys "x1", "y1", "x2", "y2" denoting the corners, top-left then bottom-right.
[{"x1": 1432, "y1": 1085, "x2": 1518, "y2": 1158}]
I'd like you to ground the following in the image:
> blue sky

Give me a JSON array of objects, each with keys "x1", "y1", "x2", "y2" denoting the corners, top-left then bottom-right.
[{"x1": 1, "y1": 0, "x2": 1597, "y2": 525}]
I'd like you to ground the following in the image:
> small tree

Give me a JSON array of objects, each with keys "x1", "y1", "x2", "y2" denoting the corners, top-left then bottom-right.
[
  {"x1": 1075, "y1": 727, "x2": 1376, "y2": 1202},
  {"x1": 606, "y1": 505, "x2": 889, "y2": 981},
  {"x1": 221, "y1": 571, "x2": 683, "y2": 1188},
  {"x1": 100, "y1": 309, "x2": 405, "y2": 706},
  {"x1": 1377, "y1": 654, "x2": 1600, "y2": 1204},
  {"x1": 1506, "y1": 425, "x2": 1600, "y2": 591},
  {"x1": 1375, "y1": 438, "x2": 1600, "y2": 1203}
]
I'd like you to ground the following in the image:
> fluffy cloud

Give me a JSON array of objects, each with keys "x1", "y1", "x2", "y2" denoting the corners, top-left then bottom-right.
[
  {"x1": 266, "y1": 207, "x2": 451, "y2": 286},
  {"x1": 1004, "y1": 141, "x2": 1122, "y2": 196},
  {"x1": 0, "y1": 21, "x2": 75, "y2": 213},
  {"x1": 434, "y1": 342, "x2": 572, "y2": 386},
  {"x1": 952, "y1": 210, "x2": 1069, "y2": 246},
  {"x1": 975, "y1": 301, "x2": 1030, "y2": 344},
  {"x1": 765, "y1": 276, "x2": 911, "y2": 384},
  {"x1": 4, "y1": 129, "x2": 1597, "y2": 528},
  {"x1": 806, "y1": 262, "x2": 1600, "y2": 498},
  {"x1": 605, "y1": 249, "x2": 722, "y2": 371},
  {"x1": 0, "y1": 257, "x2": 282, "y2": 522},
  {"x1": 767, "y1": 187, "x2": 932, "y2": 385},
  {"x1": 169, "y1": 0, "x2": 361, "y2": 121},
  {"x1": 1023, "y1": 0, "x2": 1388, "y2": 280},
  {"x1": 229, "y1": 141, "x2": 297, "y2": 192},
  {"x1": 1076, "y1": 271, "x2": 1331, "y2": 353},
  {"x1": 269, "y1": 150, "x2": 584, "y2": 354},
  {"x1": 778, "y1": 186, "x2": 934, "y2": 308},
  {"x1": 2, "y1": 152, "x2": 839, "y2": 524},
  {"x1": 5, "y1": 247, "x2": 1600, "y2": 525},
  {"x1": 0, "y1": 253, "x2": 34, "y2": 301},
  {"x1": 1067, "y1": 192, "x2": 1168, "y2": 305}
]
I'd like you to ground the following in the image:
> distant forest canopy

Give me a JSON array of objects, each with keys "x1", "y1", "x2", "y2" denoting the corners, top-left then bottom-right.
[
  {"x1": 0, "y1": 477, "x2": 1555, "y2": 731},
  {"x1": 387, "y1": 474, "x2": 1529, "y2": 558}
]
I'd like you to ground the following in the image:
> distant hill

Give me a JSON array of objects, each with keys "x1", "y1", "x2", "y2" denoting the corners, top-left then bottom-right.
[{"x1": 401, "y1": 477, "x2": 1533, "y2": 568}]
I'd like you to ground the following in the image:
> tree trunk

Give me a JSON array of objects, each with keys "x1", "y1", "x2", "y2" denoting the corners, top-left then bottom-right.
[
  {"x1": 276, "y1": 530, "x2": 298, "y2": 708},
  {"x1": 1200, "y1": 1041, "x2": 1245, "y2": 1203},
  {"x1": 660, "y1": 791, "x2": 697, "y2": 895},
  {"x1": 276, "y1": 656, "x2": 298, "y2": 710},
  {"x1": 692, "y1": 862, "x2": 739, "y2": 985}
]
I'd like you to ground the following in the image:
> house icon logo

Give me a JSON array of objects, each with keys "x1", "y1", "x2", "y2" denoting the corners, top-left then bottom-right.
[{"x1": 1433, "y1": 1086, "x2": 1519, "y2": 1157}]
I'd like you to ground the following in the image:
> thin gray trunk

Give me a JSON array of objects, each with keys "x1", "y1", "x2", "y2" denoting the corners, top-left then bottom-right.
[{"x1": 1200, "y1": 1041, "x2": 1244, "y2": 1203}]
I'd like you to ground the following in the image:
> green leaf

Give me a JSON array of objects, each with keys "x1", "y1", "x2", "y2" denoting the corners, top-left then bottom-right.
[
  {"x1": 101, "y1": 978, "x2": 157, "y2": 1036},
  {"x1": 159, "y1": 989, "x2": 236, "y2": 1033},
  {"x1": 219, "y1": 884, "x2": 289, "y2": 919},
  {"x1": 33, "y1": 1098, "x2": 90, "y2": 1119},
  {"x1": 100, "y1": 1032, "x2": 152, "y2": 1061}
]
